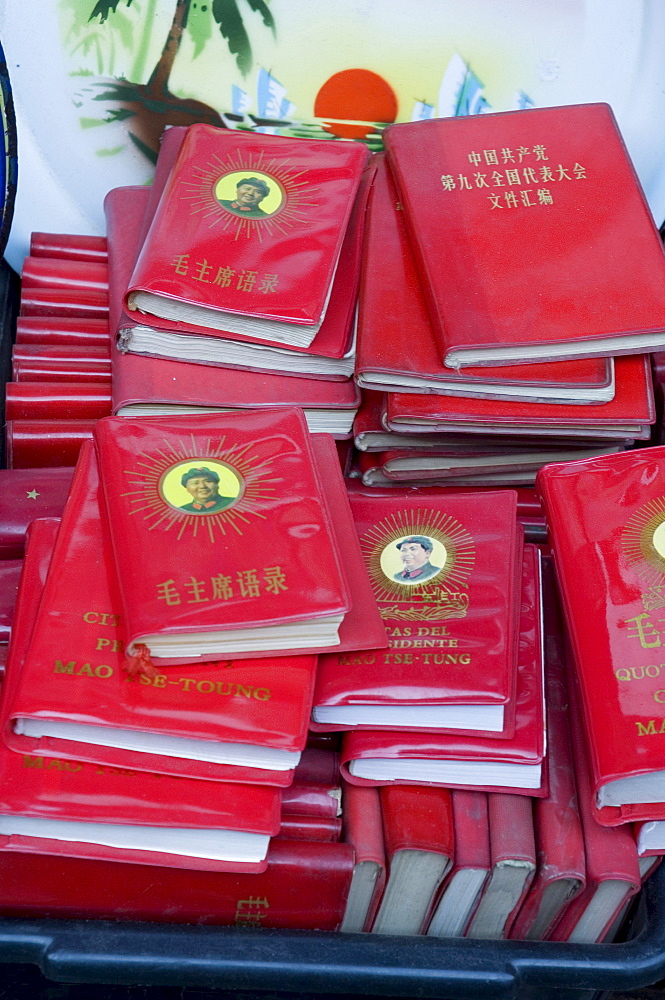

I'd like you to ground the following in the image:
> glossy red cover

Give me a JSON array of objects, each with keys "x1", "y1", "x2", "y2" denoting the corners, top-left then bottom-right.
[
  {"x1": 5, "y1": 382, "x2": 112, "y2": 421},
  {"x1": 386, "y1": 354, "x2": 654, "y2": 438},
  {"x1": 19, "y1": 285, "x2": 109, "y2": 319},
  {"x1": 384, "y1": 104, "x2": 665, "y2": 366},
  {"x1": 293, "y1": 746, "x2": 340, "y2": 783},
  {"x1": 357, "y1": 154, "x2": 612, "y2": 398},
  {"x1": 30, "y1": 231, "x2": 108, "y2": 263},
  {"x1": 278, "y1": 813, "x2": 342, "y2": 842},
  {"x1": 549, "y1": 686, "x2": 641, "y2": 942},
  {"x1": 0, "y1": 838, "x2": 355, "y2": 929},
  {"x1": 21, "y1": 256, "x2": 108, "y2": 293},
  {"x1": 3, "y1": 443, "x2": 321, "y2": 785},
  {"x1": 537, "y1": 446, "x2": 665, "y2": 825},
  {"x1": 339, "y1": 546, "x2": 546, "y2": 795},
  {"x1": 93, "y1": 409, "x2": 349, "y2": 659},
  {"x1": 111, "y1": 169, "x2": 367, "y2": 370},
  {"x1": 13, "y1": 360, "x2": 112, "y2": 384},
  {"x1": 16, "y1": 316, "x2": 110, "y2": 348},
  {"x1": 6, "y1": 420, "x2": 95, "y2": 468},
  {"x1": 313, "y1": 490, "x2": 522, "y2": 730},
  {"x1": 0, "y1": 560, "x2": 22, "y2": 643},
  {"x1": 340, "y1": 781, "x2": 386, "y2": 931},
  {"x1": 0, "y1": 743, "x2": 280, "y2": 872},
  {"x1": 508, "y1": 559, "x2": 586, "y2": 940},
  {"x1": 425, "y1": 789, "x2": 490, "y2": 935},
  {"x1": 12, "y1": 343, "x2": 111, "y2": 364},
  {"x1": 281, "y1": 782, "x2": 341, "y2": 819},
  {"x1": 466, "y1": 793, "x2": 536, "y2": 938},
  {"x1": 127, "y1": 124, "x2": 368, "y2": 336},
  {"x1": 0, "y1": 469, "x2": 72, "y2": 558}
]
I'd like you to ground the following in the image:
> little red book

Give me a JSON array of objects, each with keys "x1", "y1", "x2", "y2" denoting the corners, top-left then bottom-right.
[
  {"x1": 16, "y1": 316, "x2": 110, "y2": 348},
  {"x1": 19, "y1": 285, "x2": 109, "y2": 320},
  {"x1": 6, "y1": 420, "x2": 95, "y2": 469},
  {"x1": 339, "y1": 781, "x2": 386, "y2": 932},
  {"x1": 339, "y1": 545, "x2": 546, "y2": 796},
  {"x1": 93, "y1": 408, "x2": 351, "y2": 663},
  {"x1": 549, "y1": 685, "x2": 641, "y2": 944},
  {"x1": 29, "y1": 230, "x2": 108, "y2": 262},
  {"x1": 465, "y1": 793, "x2": 536, "y2": 939},
  {"x1": 357, "y1": 154, "x2": 615, "y2": 403},
  {"x1": 0, "y1": 744, "x2": 280, "y2": 872},
  {"x1": 508, "y1": 560, "x2": 586, "y2": 941},
  {"x1": 537, "y1": 445, "x2": 665, "y2": 825},
  {"x1": 0, "y1": 838, "x2": 355, "y2": 930},
  {"x1": 425, "y1": 790, "x2": 491, "y2": 937},
  {"x1": 385, "y1": 354, "x2": 655, "y2": 442},
  {"x1": 371, "y1": 785, "x2": 454, "y2": 935},
  {"x1": 126, "y1": 124, "x2": 369, "y2": 348},
  {"x1": 5, "y1": 438, "x2": 385, "y2": 784},
  {"x1": 383, "y1": 103, "x2": 665, "y2": 367},
  {"x1": 0, "y1": 560, "x2": 22, "y2": 644},
  {"x1": 313, "y1": 490, "x2": 522, "y2": 735},
  {"x1": 21, "y1": 255, "x2": 108, "y2": 294},
  {"x1": 5, "y1": 382, "x2": 112, "y2": 421}
]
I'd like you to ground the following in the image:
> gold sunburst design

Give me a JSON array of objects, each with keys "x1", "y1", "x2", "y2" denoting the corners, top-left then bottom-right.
[
  {"x1": 621, "y1": 496, "x2": 665, "y2": 588},
  {"x1": 120, "y1": 434, "x2": 280, "y2": 543},
  {"x1": 179, "y1": 149, "x2": 319, "y2": 241},
  {"x1": 360, "y1": 509, "x2": 475, "y2": 608}
]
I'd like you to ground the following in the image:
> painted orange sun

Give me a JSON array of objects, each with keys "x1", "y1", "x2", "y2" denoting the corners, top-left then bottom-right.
[{"x1": 314, "y1": 69, "x2": 398, "y2": 139}]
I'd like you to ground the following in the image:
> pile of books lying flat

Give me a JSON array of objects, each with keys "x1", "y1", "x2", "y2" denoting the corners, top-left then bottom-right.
[{"x1": 1, "y1": 101, "x2": 665, "y2": 940}]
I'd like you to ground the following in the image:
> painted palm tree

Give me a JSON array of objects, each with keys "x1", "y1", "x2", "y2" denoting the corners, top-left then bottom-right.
[{"x1": 87, "y1": 0, "x2": 275, "y2": 160}]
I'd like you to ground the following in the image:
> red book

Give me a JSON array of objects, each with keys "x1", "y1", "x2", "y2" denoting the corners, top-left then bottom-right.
[
  {"x1": 313, "y1": 490, "x2": 522, "y2": 735},
  {"x1": 385, "y1": 354, "x2": 655, "y2": 442},
  {"x1": 12, "y1": 343, "x2": 111, "y2": 365},
  {"x1": 19, "y1": 285, "x2": 109, "y2": 320},
  {"x1": 339, "y1": 782, "x2": 386, "y2": 932},
  {"x1": 3, "y1": 443, "x2": 315, "y2": 786},
  {"x1": 21, "y1": 256, "x2": 108, "y2": 293},
  {"x1": 425, "y1": 790, "x2": 491, "y2": 937},
  {"x1": 93, "y1": 409, "x2": 354, "y2": 664},
  {"x1": 0, "y1": 468, "x2": 72, "y2": 558},
  {"x1": 508, "y1": 559, "x2": 586, "y2": 941},
  {"x1": 13, "y1": 359, "x2": 112, "y2": 384},
  {"x1": 293, "y1": 745, "x2": 340, "y2": 784},
  {"x1": 5, "y1": 382, "x2": 112, "y2": 421},
  {"x1": 6, "y1": 420, "x2": 95, "y2": 468},
  {"x1": 0, "y1": 838, "x2": 354, "y2": 929},
  {"x1": 383, "y1": 103, "x2": 665, "y2": 367},
  {"x1": 0, "y1": 560, "x2": 23, "y2": 643},
  {"x1": 280, "y1": 782, "x2": 341, "y2": 819},
  {"x1": 29, "y1": 231, "x2": 108, "y2": 263},
  {"x1": 339, "y1": 545, "x2": 546, "y2": 796},
  {"x1": 112, "y1": 165, "x2": 367, "y2": 379},
  {"x1": 126, "y1": 124, "x2": 369, "y2": 348},
  {"x1": 371, "y1": 785, "x2": 453, "y2": 935},
  {"x1": 465, "y1": 793, "x2": 536, "y2": 939},
  {"x1": 0, "y1": 744, "x2": 280, "y2": 872},
  {"x1": 16, "y1": 316, "x2": 110, "y2": 348},
  {"x1": 277, "y1": 814, "x2": 341, "y2": 842},
  {"x1": 537, "y1": 445, "x2": 665, "y2": 825},
  {"x1": 549, "y1": 686, "x2": 641, "y2": 943},
  {"x1": 357, "y1": 154, "x2": 614, "y2": 403}
]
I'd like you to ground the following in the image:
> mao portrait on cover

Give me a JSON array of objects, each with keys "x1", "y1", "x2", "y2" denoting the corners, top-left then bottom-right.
[
  {"x1": 391, "y1": 535, "x2": 442, "y2": 583},
  {"x1": 216, "y1": 172, "x2": 282, "y2": 219},
  {"x1": 158, "y1": 461, "x2": 244, "y2": 515}
]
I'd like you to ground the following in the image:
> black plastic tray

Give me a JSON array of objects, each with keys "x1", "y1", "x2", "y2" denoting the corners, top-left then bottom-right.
[{"x1": 0, "y1": 864, "x2": 664, "y2": 999}]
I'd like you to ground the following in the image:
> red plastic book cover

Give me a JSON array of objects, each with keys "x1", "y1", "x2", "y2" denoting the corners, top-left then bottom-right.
[
  {"x1": 29, "y1": 231, "x2": 108, "y2": 263},
  {"x1": 93, "y1": 409, "x2": 350, "y2": 662},
  {"x1": 16, "y1": 316, "x2": 110, "y2": 348},
  {"x1": 277, "y1": 813, "x2": 342, "y2": 842},
  {"x1": 6, "y1": 420, "x2": 94, "y2": 469},
  {"x1": 339, "y1": 781, "x2": 386, "y2": 932},
  {"x1": 111, "y1": 169, "x2": 368, "y2": 372},
  {"x1": 371, "y1": 784, "x2": 454, "y2": 935},
  {"x1": 19, "y1": 285, "x2": 109, "y2": 320},
  {"x1": 0, "y1": 560, "x2": 23, "y2": 643},
  {"x1": 280, "y1": 782, "x2": 341, "y2": 819},
  {"x1": 0, "y1": 743, "x2": 281, "y2": 873},
  {"x1": 466, "y1": 793, "x2": 536, "y2": 939},
  {"x1": 5, "y1": 382, "x2": 112, "y2": 421},
  {"x1": 383, "y1": 103, "x2": 665, "y2": 367},
  {"x1": 0, "y1": 838, "x2": 355, "y2": 930},
  {"x1": 126, "y1": 124, "x2": 369, "y2": 346},
  {"x1": 508, "y1": 559, "x2": 586, "y2": 941},
  {"x1": 21, "y1": 256, "x2": 108, "y2": 294},
  {"x1": 5, "y1": 436, "x2": 383, "y2": 783},
  {"x1": 313, "y1": 490, "x2": 522, "y2": 735},
  {"x1": 338, "y1": 545, "x2": 546, "y2": 796},
  {"x1": 425, "y1": 789, "x2": 490, "y2": 937},
  {"x1": 549, "y1": 685, "x2": 641, "y2": 943},
  {"x1": 537, "y1": 445, "x2": 665, "y2": 825},
  {"x1": 357, "y1": 154, "x2": 613, "y2": 401},
  {"x1": 385, "y1": 354, "x2": 655, "y2": 438},
  {"x1": 13, "y1": 359, "x2": 112, "y2": 384}
]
